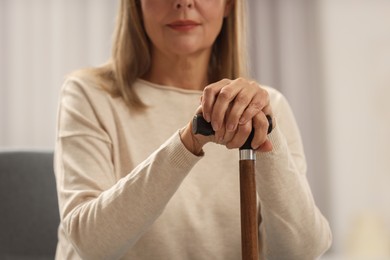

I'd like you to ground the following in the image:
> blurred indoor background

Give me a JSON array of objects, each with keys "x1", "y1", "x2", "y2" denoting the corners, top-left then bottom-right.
[{"x1": 1, "y1": 0, "x2": 389, "y2": 259}]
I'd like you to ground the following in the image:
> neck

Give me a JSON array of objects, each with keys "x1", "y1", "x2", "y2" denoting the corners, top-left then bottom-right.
[{"x1": 142, "y1": 49, "x2": 211, "y2": 91}]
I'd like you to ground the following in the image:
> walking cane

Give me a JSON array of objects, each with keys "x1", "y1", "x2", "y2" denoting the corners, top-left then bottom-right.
[{"x1": 192, "y1": 114, "x2": 272, "y2": 260}]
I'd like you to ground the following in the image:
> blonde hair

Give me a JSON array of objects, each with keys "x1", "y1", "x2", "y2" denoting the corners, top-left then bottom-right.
[{"x1": 94, "y1": 0, "x2": 248, "y2": 110}]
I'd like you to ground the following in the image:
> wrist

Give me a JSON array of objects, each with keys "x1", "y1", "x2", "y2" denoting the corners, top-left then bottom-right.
[{"x1": 179, "y1": 123, "x2": 206, "y2": 156}]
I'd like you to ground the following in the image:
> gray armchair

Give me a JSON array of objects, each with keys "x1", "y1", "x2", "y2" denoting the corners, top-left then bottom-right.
[{"x1": 0, "y1": 150, "x2": 59, "y2": 260}]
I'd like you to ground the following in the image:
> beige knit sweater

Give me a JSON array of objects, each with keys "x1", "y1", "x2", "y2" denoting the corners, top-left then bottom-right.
[{"x1": 54, "y1": 76, "x2": 332, "y2": 260}]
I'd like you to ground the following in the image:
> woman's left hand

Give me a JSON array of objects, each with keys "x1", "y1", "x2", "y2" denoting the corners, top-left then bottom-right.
[{"x1": 201, "y1": 78, "x2": 273, "y2": 152}]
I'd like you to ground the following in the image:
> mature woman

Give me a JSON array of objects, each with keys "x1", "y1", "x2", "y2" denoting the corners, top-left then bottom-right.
[{"x1": 54, "y1": 0, "x2": 332, "y2": 259}]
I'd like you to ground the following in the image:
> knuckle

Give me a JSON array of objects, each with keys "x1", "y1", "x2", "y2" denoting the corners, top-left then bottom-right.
[
  {"x1": 226, "y1": 142, "x2": 235, "y2": 149},
  {"x1": 226, "y1": 137, "x2": 242, "y2": 149},
  {"x1": 235, "y1": 94, "x2": 250, "y2": 106},
  {"x1": 249, "y1": 80, "x2": 259, "y2": 89},
  {"x1": 203, "y1": 85, "x2": 214, "y2": 95},
  {"x1": 237, "y1": 77, "x2": 248, "y2": 83},
  {"x1": 260, "y1": 121, "x2": 268, "y2": 133},
  {"x1": 261, "y1": 124, "x2": 268, "y2": 136},
  {"x1": 253, "y1": 116, "x2": 268, "y2": 131},
  {"x1": 260, "y1": 88, "x2": 270, "y2": 101},
  {"x1": 241, "y1": 124, "x2": 252, "y2": 135},
  {"x1": 221, "y1": 78, "x2": 231, "y2": 84},
  {"x1": 248, "y1": 101, "x2": 262, "y2": 111},
  {"x1": 253, "y1": 95, "x2": 268, "y2": 109},
  {"x1": 218, "y1": 89, "x2": 233, "y2": 101}
]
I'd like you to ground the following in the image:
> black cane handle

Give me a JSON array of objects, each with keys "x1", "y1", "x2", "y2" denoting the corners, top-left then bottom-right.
[{"x1": 192, "y1": 114, "x2": 273, "y2": 150}]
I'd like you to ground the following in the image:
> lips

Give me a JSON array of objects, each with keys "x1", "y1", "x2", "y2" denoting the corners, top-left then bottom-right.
[{"x1": 167, "y1": 20, "x2": 200, "y2": 31}]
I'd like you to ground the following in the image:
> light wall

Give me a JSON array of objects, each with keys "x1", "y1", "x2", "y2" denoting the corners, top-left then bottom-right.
[
  {"x1": 248, "y1": 0, "x2": 332, "y2": 247},
  {"x1": 0, "y1": 0, "x2": 117, "y2": 148},
  {"x1": 317, "y1": 0, "x2": 390, "y2": 257}
]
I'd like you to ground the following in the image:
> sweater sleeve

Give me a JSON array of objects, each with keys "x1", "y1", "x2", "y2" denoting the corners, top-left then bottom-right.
[
  {"x1": 256, "y1": 91, "x2": 332, "y2": 259},
  {"x1": 55, "y1": 79, "x2": 201, "y2": 259}
]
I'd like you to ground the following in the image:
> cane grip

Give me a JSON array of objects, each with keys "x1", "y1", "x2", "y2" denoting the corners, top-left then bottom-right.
[{"x1": 192, "y1": 114, "x2": 273, "y2": 150}]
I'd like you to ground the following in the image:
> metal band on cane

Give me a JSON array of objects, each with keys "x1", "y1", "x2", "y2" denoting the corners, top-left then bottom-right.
[{"x1": 240, "y1": 149, "x2": 256, "y2": 161}]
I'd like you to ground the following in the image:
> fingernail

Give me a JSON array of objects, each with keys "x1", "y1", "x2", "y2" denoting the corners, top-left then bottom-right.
[
  {"x1": 227, "y1": 123, "x2": 235, "y2": 131},
  {"x1": 204, "y1": 113, "x2": 211, "y2": 122},
  {"x1": 212, "y1": 122, "x2": 220, "y2": 131},
  {"x1": 239, "y1": 117, "x2": 246, "y2": 124}
]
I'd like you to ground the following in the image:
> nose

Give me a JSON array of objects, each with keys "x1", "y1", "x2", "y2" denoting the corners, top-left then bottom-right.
[{"x1": 174, "y1": 0, "x2": 194, "y2": 9}]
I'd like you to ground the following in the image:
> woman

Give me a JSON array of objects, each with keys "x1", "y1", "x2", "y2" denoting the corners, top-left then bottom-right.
[{"x1": 54, "y1": 0, "x2": 332, "y2": 259}]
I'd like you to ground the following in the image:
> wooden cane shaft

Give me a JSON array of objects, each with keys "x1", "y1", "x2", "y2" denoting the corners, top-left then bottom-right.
[
  {"x1": 191, "y1": 114, "x2": 265, "y2": 259},
  {"x1": 239, "y1": 159, "x2": 259, "y2": 260}
]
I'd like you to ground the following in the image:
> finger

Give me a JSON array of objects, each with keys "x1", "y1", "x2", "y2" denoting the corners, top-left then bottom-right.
[
  {"x1": 221, "y1": 103, "x2": 236, "y2": 143},
  {"x1": 260, "y1": 101, "x2": 273, "y2": 119},
  {"x1": 210, "y1": 79, "x2": 244, "y2": 131},
  {"x1": 214, "y1": 127, "x2": 226, "y2": 145},
  {"x1": 262, "y1": 104, "x2": 275, "y2": 133},
  {"x1": 226, "y1": 121, "x2": 252, "y2": 149},
  {"x1": 255, "y1": 139, "x2": 273, "y2": 152},
  {"x1": 202, "y1": 79, "x2": 231, "y2": 122},
  {"x1": 225, "y1": 86, "x2": 257, "y2": 132},
  {"x1": 213, "y1": 104, "x2": 227, "y2": 145},
  {"x1": 251, "y1": 113, "x2": 269, "y2": 150},
  {"x1": 239, "y1": 87, "x2": 269, "y2": 125},
  {"x1": 195, "y1": 105, "x2": 203, "y2": 115}
]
